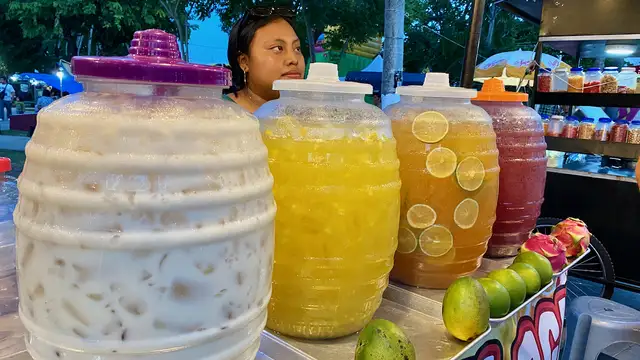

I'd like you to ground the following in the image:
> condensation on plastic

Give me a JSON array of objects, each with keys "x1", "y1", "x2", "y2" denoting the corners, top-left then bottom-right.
[
  {"x1": 385, "y1": 96, "x2": 499, "y2": 289},
  {"x1": 13, "y1": 79, "x2": 276, "y2": 359},
  {"x1": 255, "y1": 91, "x2": 401, "y2": 339},
  {"x1": 472, "y1": 101, "x2": 547, "y2": 257}
]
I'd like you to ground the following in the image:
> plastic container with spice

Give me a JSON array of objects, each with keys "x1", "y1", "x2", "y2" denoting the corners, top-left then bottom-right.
[
  {"x1": 584, "y1": 68, "x2": 602, "y2": 93},
  {"x1": 578, "y1": 118, "x2": 596, "y2": 140},
  {"x1": 627, "y1": 120, "x2": 640, "y2": 144},
  {"x1": 552, "y1": 68, "x2": 569, "y2": 92},
  {"x1": 595, "y1": 118, "x2": 612, "y2": 141},
  {"x1": 568, "y1": 67, "x2": 584, "y2": 93},
  {"x1": 610, "y1": 120, "x2": 629, "y2": 143},
  {"x1": 541, "y1": 115, "x2": 550, "y2": 135},
  {"x1": 537, "y1": 68, "x2": 552, "y2": 92},
  {"x1": 600, "y1": 67, "x2": 619, "y2": 93},
  {"x1": 548, "y1": 115, "x2": 564, "y2": 137},
  {"x1": 618, "y1": 67, "x2": 637, "y2": 94},
  {"x1": 561, "y1": 116, "x2": 579, "y2": 138}
]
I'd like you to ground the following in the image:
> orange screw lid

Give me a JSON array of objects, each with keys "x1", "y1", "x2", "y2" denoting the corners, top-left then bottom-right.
[{"x1": 473, "y1": 78, "x2": 528, "y2": 102}]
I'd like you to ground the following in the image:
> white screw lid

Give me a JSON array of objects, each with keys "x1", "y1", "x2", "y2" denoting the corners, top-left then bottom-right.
[
  {"x1": 273, "y1": 63, "x2": 373, "y2": 94},
  {"x1": 395, "y1": 72, "x2": 477, "y2": 99}
]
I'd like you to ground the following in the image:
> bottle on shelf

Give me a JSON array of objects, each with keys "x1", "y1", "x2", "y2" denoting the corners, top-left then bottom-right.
[
  {"x1": 600, "y1": 67, "x2": 619, "y2": 93},
  {"x1": 561, "y1": 116, "x2": 579, "y2": 138},
  {"x1": 594, "y1": 118, "x2": 612, "y2": 141},
  {"x1": 568, "y1": 67, "x2": 584, "y2": 93},
  {"x1": 584, "y1": 68, "x2": 602, "y2": 94},
  {"x1": 547, "y1": 115, "x2": 565, "y2": 137},
  {"x1": 610, "y1": 120, "x2": 629, "y2": 143},
  {"x1": 541, "y1": 115, "x2": 550, "y2": 135},
  {"x1": 627, "y1": 120, "x2": 640, "y2": 144},
  {"x1": 552, "y1": 68, "x2": 569, "y2": 92},
  {"x1": 617, "y1": 67, "x2": 638, "y2": 94},
  {"x1": 537, "y1": 68, "x2": 552, "y2": 92},
  {"x1": 577, "y1": 118, "x2": 596, "y2": 140}
]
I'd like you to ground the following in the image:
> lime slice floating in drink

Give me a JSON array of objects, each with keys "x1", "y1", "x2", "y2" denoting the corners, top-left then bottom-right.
[
  {"x1": 397, "y1": 227, "x2": 418, "y2": 254},
  {"x1": 426, "y1": 147, "x2": 457, "y2": 178},
  {"x1": 454, "y1": 198, "x2": 479, "y2": 229},
  {"x1": 406, "y1": 204, "x2": 437, "y2": 229},
  {"x1": 456, "y1": 156, "x2": 485, "y2": 191},
  {"x1": 419, "y1": 225, "x2": 453, "y2": 257},
  {"x1": 412, "y1": 111, "x2": 449, "y2": 143}
]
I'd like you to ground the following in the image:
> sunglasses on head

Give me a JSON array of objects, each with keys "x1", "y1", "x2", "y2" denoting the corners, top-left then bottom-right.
[{"x1": 246, "y1": 6, "x2": 296, "y2": 19}]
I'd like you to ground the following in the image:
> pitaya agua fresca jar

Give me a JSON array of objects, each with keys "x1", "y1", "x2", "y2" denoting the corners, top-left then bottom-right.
[
  {"x1": 472, "y1": 78, "x2": 547, "y2": 257},
  {"x1": 255, "y1": 63, "x2": 401, "y2": 339},
  {"x1": 386, "y1": 73, "x2": 499, "y2": 289},
  {"x1": 14, "y1": 29, "x2": 275, "y2": 360}
]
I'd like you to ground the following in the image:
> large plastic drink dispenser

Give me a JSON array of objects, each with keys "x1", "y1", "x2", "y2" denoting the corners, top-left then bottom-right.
[
  {"x1": 472, "y1": 78, "x2": 547, "y2": 257},
  {"x1": 14, "y1": 29, "x2": 276, "y2": 359},
  {"x1": 386, "y1": 73, "x2": 499, "y2": 289},
  {"x1": 255, "y1": 63, "x2": 401, "y2": 339},
  {"x1": 0, "y1": 157, "x2": 18, "y2": 315}
]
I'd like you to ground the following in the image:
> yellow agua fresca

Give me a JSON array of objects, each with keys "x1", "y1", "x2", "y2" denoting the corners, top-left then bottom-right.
[{"x1": 263, "y1": 116, "x2": 401, "y2": 339}]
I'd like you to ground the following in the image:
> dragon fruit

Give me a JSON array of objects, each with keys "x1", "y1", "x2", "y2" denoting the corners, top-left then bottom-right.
[
  {"x1": 521, "y1": 233, "x2": 568, "y2": 272},
  {"x1": 550, "y1": 217, "x2": 591, "y2": 257}
]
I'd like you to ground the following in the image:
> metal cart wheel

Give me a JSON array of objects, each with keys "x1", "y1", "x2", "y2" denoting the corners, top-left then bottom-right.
[{"x1": 535, "y1": 217, "x2": 615, "y2": 302}]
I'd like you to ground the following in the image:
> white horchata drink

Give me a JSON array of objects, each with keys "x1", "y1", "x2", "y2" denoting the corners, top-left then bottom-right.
[{"x1": 13, "y1": 29, "x2": 276, "y2": 360}]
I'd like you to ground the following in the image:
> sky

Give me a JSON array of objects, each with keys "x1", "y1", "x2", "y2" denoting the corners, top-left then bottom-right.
[{"x1": 185, "y1": 15, "x2": 229, "y2": 65}]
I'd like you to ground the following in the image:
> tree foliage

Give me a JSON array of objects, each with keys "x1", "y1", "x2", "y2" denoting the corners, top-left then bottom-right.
[{"x1": 404, "y1": 0, "x2": 540, "y2": 83}]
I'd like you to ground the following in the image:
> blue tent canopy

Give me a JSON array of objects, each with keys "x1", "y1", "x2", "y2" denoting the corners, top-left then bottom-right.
[{"x1": 19, "y1": 72, "x2": 83, "y2": 94}]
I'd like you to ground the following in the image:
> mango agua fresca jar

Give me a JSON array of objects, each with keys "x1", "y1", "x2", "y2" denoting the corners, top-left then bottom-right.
[
  {"x1": 255, "y1": 63, "x2": 401, "y2": 338},
  {"x1": 385, "y1": 73, "x2": 499, "y2": 289}
]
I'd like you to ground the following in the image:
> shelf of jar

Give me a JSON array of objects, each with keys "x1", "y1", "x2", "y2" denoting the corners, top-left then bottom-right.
[
  {"x1": 545, "y1": 136, "x2": 640, "y2": 160},
  {"x1": 535, "y1": 92, "x2": 640, "y2": 107}
]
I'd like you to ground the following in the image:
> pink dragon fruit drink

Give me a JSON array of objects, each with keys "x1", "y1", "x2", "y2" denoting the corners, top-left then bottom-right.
[{"x1": 472, "y1": 79, "x2": 547, "y2": 257}]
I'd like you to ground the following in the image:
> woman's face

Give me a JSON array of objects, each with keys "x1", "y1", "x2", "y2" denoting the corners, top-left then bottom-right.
[{"x1": 241, "y1": 18, "x2": 305, "y2": 97}]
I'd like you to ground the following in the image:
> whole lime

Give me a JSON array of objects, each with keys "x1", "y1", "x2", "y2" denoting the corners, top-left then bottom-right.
[
  {"x1": 442, "y1": 277, "x2": 490, "y2": 341},
  {"x1": 488, "y1": 269, "x2": 526, "y2": 310},
  {"x1": 508, "y1": 262, "x2": 542, "y2": 297},
  {"x1": 513, "y1": 251, "x2": 553, "y2": 285},
  {"x1": 355, "y1": 319, "x2": 416, "y2": 360},
  {"x1": 477, "y1": 277, "x2": 511, "y2": 318}
]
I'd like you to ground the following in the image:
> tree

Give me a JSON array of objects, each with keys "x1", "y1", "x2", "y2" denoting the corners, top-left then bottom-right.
[
  {"x1": 2, "y1": 0, "x2": 214, "y2": 66},
  {"x1": 213, "y1": 0, "x2": 384, "y2": 63},
  {"x1": 403, "y1": 0, "x2": 541, "y2": 83},
  {"x1": 159, "y1": 0, "x2": 219, "y2": 61},
  {"x1": 0, "y1": 0, "x2": 56, "y2": 73}
]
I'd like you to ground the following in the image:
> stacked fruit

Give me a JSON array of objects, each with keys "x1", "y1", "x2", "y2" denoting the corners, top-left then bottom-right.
[
  {"x1": 441, "y1": 251, "x2": 554, "y2": 341},
  {"x1": 521, "y1": 217, "x2": 591, "y2": 272}
]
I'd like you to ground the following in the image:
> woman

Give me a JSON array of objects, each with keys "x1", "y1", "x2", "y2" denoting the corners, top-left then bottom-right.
[{"x1": 224, "y1": 7, "x2": 305, "y2": 113}]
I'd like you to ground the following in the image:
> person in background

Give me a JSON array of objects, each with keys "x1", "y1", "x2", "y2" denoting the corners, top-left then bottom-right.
[
  {"x1": 223, "y1": 6, "x2": 305, "y2": 113},
  {"x1": 35, "y1": 88, "x2": 54, "y2": 113},
  {"x1": 0, "y1": 76, "x2": 15, "y2": 121}
]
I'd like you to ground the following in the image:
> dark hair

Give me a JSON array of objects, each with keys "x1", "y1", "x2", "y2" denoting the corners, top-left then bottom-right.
[
  {"x1": 224, "y1": 7, "x2": 296, "y2": 95},
  {"x1": 42, "y1": 88, "x2": 52, "y2": 97}
]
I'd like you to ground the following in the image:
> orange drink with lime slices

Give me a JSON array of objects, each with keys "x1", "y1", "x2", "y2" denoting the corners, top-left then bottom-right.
[
  {"x1": 256, "y1": 65, "x2": 401, "y2": 339},
  {"x1": 385, "y1": 73, "x2": 499, "y2": 289}
]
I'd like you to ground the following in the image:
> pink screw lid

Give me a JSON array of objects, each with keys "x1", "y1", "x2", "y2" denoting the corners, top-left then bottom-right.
[{"x1": 71, "y1": 29, "x2": 231, "y2": 86}]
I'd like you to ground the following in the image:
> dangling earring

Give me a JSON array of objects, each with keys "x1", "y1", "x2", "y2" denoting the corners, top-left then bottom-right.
[{"x1": 244, "y1": 71, "x2": 248, "y2": 86}]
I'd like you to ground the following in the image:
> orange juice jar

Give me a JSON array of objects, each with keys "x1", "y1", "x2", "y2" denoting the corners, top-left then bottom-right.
[{"x1": 385, "y1": 73, "x2": 499, "y2": 289}]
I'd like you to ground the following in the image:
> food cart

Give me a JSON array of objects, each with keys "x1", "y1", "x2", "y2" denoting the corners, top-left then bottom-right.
[{"x1": 0, "y1": 1, "x2": 636, "y2": 360}]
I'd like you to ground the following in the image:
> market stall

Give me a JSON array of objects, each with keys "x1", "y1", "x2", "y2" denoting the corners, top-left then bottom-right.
[{"x1": 0, "y1": 2, "x2": 638, "y2": 360}]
